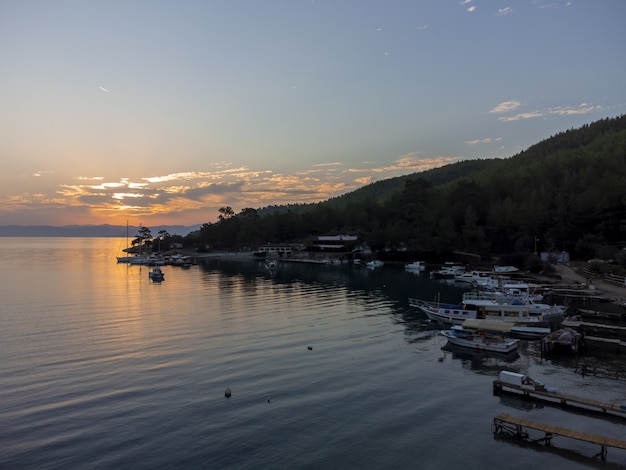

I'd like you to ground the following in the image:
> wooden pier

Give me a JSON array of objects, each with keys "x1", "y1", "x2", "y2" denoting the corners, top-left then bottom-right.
[
  {"x1": 493, "y1": 412, "x2": 626, "y2": 461},
  {"x1": 493, "y1": 379, "x2": 626, "y2": 418}
]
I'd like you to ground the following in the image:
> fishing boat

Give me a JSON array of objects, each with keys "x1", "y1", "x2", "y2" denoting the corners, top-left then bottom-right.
[
  {"x1": 440, "y1": 325, "x2": 519, "y2": 353},
  {"x1": 409, "y1": 297, "x2": 550, "y2": 326}
]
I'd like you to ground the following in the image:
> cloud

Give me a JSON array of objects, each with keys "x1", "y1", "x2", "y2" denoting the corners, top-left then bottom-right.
[
  {"x1": 489, "y1": 100, "x2": 521, "y2": 114},
  {"x1": 548, "y1": 103, "x2": 601, "y2": 116},
  {"x1": 498, "y1": 112, "x2": 544, "y2": 122},
  {"x1": 465, "y1": 137, "x2": 503, "y2": 145},
  {"x1": 32, "y1": 170, "x2": 54, "y2": 177},
  {"x1": 497, "y1": 103, "x2": 601, "y2": 122},
  {"x1": 461, "y1": 0, "x2": 475, "y2": 12},
  {"x1": 497, "y1": 7, "x2": 513, "y2": 16},
  {"x1": 0, "y1": 154, "x2": 466, "y2": 224}
]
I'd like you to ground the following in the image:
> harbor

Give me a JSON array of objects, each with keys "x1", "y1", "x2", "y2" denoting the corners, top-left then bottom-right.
[{"x1": 492, "y1": 371, "x2": 626, "y2": 462}]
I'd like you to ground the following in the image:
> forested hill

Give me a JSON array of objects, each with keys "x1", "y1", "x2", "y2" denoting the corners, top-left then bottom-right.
[{"x1": 192, "y1": 114, "x2": 626, "y2": 263}]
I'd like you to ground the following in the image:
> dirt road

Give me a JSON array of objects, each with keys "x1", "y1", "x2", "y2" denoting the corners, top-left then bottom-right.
[{"x1": 553, "y1": 263, "x2": 626, "y2": 305}]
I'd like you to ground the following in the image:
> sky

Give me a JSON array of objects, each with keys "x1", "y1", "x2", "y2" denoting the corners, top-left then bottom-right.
[{"x1": 1, "y1": 1, "x2": 625, "y2": 227}]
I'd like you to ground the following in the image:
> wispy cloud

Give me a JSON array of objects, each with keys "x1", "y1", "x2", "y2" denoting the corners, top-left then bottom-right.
[
  {"x1": 98, "y1": 86, "x2": 111, "y2": 94},
  {"x1": 465, "y1": 137, "x2": 503, "y2": 145},
  {"x1": 548, "y1": 103, "x2": 602, "y2": 116},
  {"x1": 497, "y1": 7, "x2": 514, "y2": 16},
  {"x1": 461, "y1": 0, "x2": 475, "y2": 12},
  {"x1": 489, "y1": 100, "x2": 521, "y2": 114},
  {"x1": 497, "y1": 103, "x2": 602, "y2": 122}
]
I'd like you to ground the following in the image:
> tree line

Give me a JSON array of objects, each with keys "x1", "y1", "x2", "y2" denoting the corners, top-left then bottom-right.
[{"x1": 185, "y1": 115, "x2": 626, "y2": 267}]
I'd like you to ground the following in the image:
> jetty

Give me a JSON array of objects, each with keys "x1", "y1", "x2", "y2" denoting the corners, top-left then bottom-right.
[
  {"x1": 493, "y1": 374, "x2": 626, "y2": 418},
  {"x1": 493, "y1": 412, "x2": 626, "y2": 461}
]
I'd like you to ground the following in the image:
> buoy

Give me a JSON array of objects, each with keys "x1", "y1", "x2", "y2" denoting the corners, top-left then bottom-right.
[
  {"x1": 308, "y1": 346, "x2": 313, "y2": 350},
  {"x1": 224, "y1": 387, "x2": 232, "y2": 398}
]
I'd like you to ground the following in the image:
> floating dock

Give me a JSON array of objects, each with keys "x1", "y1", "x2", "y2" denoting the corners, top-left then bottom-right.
[
  {"x1": 492, "y1": 379, "x2": 626, "y2": 418},
  {"x1": 493, "y1": 412, "x2": 626, "y2": 461}
]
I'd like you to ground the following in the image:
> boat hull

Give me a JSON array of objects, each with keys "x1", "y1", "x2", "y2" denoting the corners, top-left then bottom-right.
[{"x1": 440, "y1": 329, "x2": 519, "y2": 353}]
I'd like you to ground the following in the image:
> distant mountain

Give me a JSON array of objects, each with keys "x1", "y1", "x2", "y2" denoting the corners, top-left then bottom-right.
[{"x1": 0, "y1": 224, "x2": 202, "y2": 237}]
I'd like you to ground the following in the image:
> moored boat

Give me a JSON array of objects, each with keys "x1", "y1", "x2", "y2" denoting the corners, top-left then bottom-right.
[
  {"x1": 440, "y1": 325, "x2": 519, "y2": 353},
  {"x1": 405, "y1": 261, "x2": 426, "y2": 271},
  {"x1": 148, "y1": 266, "x2": 165, "y2": 282},
  {"x1": 409, "y1": 297, "x2": 551, "y2": 326},
  {"x1": 430, "y1": 262, "x2": 465, "y2": 279},
  {"x1": 461, "y1": 319, "x2": 551, "y2": 340}
]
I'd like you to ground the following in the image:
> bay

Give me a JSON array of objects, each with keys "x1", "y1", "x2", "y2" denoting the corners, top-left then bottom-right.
[{"x1": 0, "y1": 238, "x2": 624, "y2": 469}]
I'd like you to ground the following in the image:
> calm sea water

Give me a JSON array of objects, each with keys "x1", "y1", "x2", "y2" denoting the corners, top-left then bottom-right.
[{"x1": 1, "y1": 238, "x2": 625, "y2": 469}]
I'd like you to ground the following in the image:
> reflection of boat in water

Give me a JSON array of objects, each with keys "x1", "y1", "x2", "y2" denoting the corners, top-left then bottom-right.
[
  {"x1": 498, "y1": 392, "x2": 544, "y2": 412},
  {"x1": 441, "y1": 342, "x2": 519, "y2": 365}
]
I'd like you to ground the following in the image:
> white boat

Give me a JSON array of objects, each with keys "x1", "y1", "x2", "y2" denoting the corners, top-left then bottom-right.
[
  {"x1": 462, "y1": 283, "x2": 567, "y2": 318},
  {"x1": 409, "y1": 297, "x2": 549, "y2": 326},
  {"x1": 148, "y1": 266, "x2": 165, "y2": 282},
  {"x1": 366, "y1": 260, "x2": 384, "y2": 268},
  {"x1": 168, "y1": 254, "x2": 194, "y2": 267},
  {"x1": 440, "y1": 325, "x2": 519, "y2": 353},
  {"x1": 430, "y1": 263, "x2": 465, "y2": 279},
  {"x1": 454, "y1": 270, "x2": 493, "y2": 284},
  {"x1": 405, "y1": 261, "x2": 426, "y2": 271}
]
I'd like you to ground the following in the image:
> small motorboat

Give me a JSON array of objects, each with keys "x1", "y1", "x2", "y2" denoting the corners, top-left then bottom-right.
[
  {"x1": 440, "y1": 325, "x2": 519, "y2": 353},
  {"x1": 148, "y1": 266, "x2": 165, "y2": 282}
]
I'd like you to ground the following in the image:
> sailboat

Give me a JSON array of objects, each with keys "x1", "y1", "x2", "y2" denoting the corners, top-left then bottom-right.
[{"x1": 116, "y1": 222, "x2": 137, "y2": 263}]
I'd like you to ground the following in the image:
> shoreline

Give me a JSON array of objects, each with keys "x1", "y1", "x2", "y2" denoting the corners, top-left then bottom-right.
[{"x1": 185, "y1": 251, "x2": 626, "y2": 306}]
